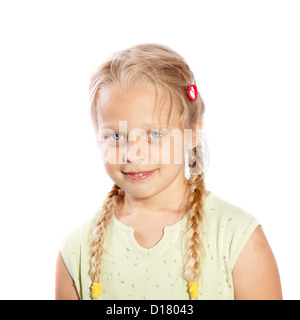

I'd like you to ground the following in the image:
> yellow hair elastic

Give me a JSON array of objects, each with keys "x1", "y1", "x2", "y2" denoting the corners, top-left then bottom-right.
[
  {"x1": 189, "y1": 282, "x2": 199, "y2": 298},
  {"x1": 91, "y1": 283, "x2": 101, "y2": 298}
]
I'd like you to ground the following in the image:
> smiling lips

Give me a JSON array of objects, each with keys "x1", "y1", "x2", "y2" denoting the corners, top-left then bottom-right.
[{"x1": 123, "y1": 169, "x2": 157, "y2": 180}]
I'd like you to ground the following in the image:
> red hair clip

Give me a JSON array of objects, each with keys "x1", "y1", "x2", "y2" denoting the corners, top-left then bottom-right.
[{"x1": 187, "y1": 84, "x2": 198, "y2": 101}]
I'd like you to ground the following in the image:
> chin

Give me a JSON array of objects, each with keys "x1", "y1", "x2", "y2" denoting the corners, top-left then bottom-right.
[{"x1": 121, "y1": 183, "x2": 156, "y2": 198}]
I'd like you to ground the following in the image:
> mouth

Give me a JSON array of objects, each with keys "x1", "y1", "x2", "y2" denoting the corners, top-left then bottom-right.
[{"x1": 122, "y1": 169, "x2": 157, "y2": 181}]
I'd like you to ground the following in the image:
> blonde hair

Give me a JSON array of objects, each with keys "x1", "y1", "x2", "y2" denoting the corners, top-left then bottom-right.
[{"x1": 89, "y1": 43, "x2": 207, "y2": 300}]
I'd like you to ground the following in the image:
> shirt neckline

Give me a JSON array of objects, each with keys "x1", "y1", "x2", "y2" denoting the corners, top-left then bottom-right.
[{"x1": 110, "y1": 191, "x2": 214, "y2": 256}]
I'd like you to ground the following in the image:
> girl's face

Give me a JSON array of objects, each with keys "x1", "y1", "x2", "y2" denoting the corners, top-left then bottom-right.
[{"x1": 96, "y1": 84, "x2": 190, "y2": 200}]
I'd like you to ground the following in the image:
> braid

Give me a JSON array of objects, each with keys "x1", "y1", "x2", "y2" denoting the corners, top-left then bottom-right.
[
  {"x1": 90, "y1": 183, "x2": 124, "y2": 299},
  {"x1": 184, "y1": 145, "x2": 206, "y2": 300}
]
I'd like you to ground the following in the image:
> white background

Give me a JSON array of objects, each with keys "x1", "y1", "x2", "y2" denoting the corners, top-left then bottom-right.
[{"x1": 0, "y1": 0, "x2": 299, "y2": 299}]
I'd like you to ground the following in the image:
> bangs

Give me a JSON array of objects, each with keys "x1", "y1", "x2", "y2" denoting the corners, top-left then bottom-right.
[{"x1": 152, "y1": 83, "x2": 187, "y2": 131}]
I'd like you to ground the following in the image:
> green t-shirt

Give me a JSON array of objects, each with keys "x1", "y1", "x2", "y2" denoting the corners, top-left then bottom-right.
[{"x1": 60, "y1": 192, "x2": 260, "y2": 300}]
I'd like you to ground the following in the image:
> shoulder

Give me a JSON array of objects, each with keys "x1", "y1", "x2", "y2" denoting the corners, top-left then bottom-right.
[
  {"x1": 203, "y1": 192, "x2": 282, "y2": 299},
  {"x1": 59, "y1": 210, "x2": 100, "y2": 285},
  {"x1": 56, "y1": 210, "x2": 99, "y2": 300},
  {"x1": 205, "y1": 192, "x2": 258, "y2": 226},
  {"x1": 232, "y1": 225, "x2": 282, "y2": 299},
  {"x1": 203, "y1": 192, "x2": 260, "y2": 269},
  {"x1": 60, "y1": 214, "x2": 96, "y2": 258}
]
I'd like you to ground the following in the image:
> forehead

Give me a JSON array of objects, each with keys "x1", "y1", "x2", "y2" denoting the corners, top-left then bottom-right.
[{"x1": 96, "y1": 84, "x2": 180, "y2": 130}]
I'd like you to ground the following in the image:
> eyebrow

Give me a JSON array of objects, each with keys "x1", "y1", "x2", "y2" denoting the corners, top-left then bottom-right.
[{"x1": 99, "y1": 123, "x2": 170, "y2": 130}]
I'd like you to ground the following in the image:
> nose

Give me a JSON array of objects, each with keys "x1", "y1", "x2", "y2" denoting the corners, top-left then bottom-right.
[{"x1": 122, "y1": 137, "x2": 148, "y2": 164}]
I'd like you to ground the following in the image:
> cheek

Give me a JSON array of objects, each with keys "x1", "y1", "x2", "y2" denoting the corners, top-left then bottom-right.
[
  {"x1": 172, "y1": 141, "x2": 185, "y2": 165},
  {"x1": 158, "y1": 163, "x2": 185, "y2": 188},
  {"x1": 103, "y1": 163, "x2": 121, "y2": 181},
  {"x1": 99, "y1": 142, "x2": 125, "y2": 165},
  {"x1": 149, "y1": 143, "x2": 160, "y2": 164},
  {"x1": 99, "y1": 142, "x2": 116, "y2": 164},
  {"x1": 159, "y1": 137, "x2": 185, "y2": 165}
]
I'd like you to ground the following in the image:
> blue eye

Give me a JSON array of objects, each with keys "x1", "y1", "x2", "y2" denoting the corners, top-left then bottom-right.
[
  {"x1": 149, "y1": 131, "x2": 162, "y2": 139},
  {"x1": 108, "y1": 133, "x2": 124, "y2": 141},
  {"x1": 106, "y1": 131, "x2": 162, "y2": 141}
]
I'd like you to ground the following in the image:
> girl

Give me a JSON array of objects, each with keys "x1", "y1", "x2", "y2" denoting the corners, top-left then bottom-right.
[{"x1": 55, "y1": 43, "x2": 282, "y2": 300}]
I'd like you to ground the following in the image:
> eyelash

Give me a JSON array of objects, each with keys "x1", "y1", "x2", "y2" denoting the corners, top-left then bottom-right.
[{"x1": 106, "y1": 131, "x2": 163, "y2": 141}]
